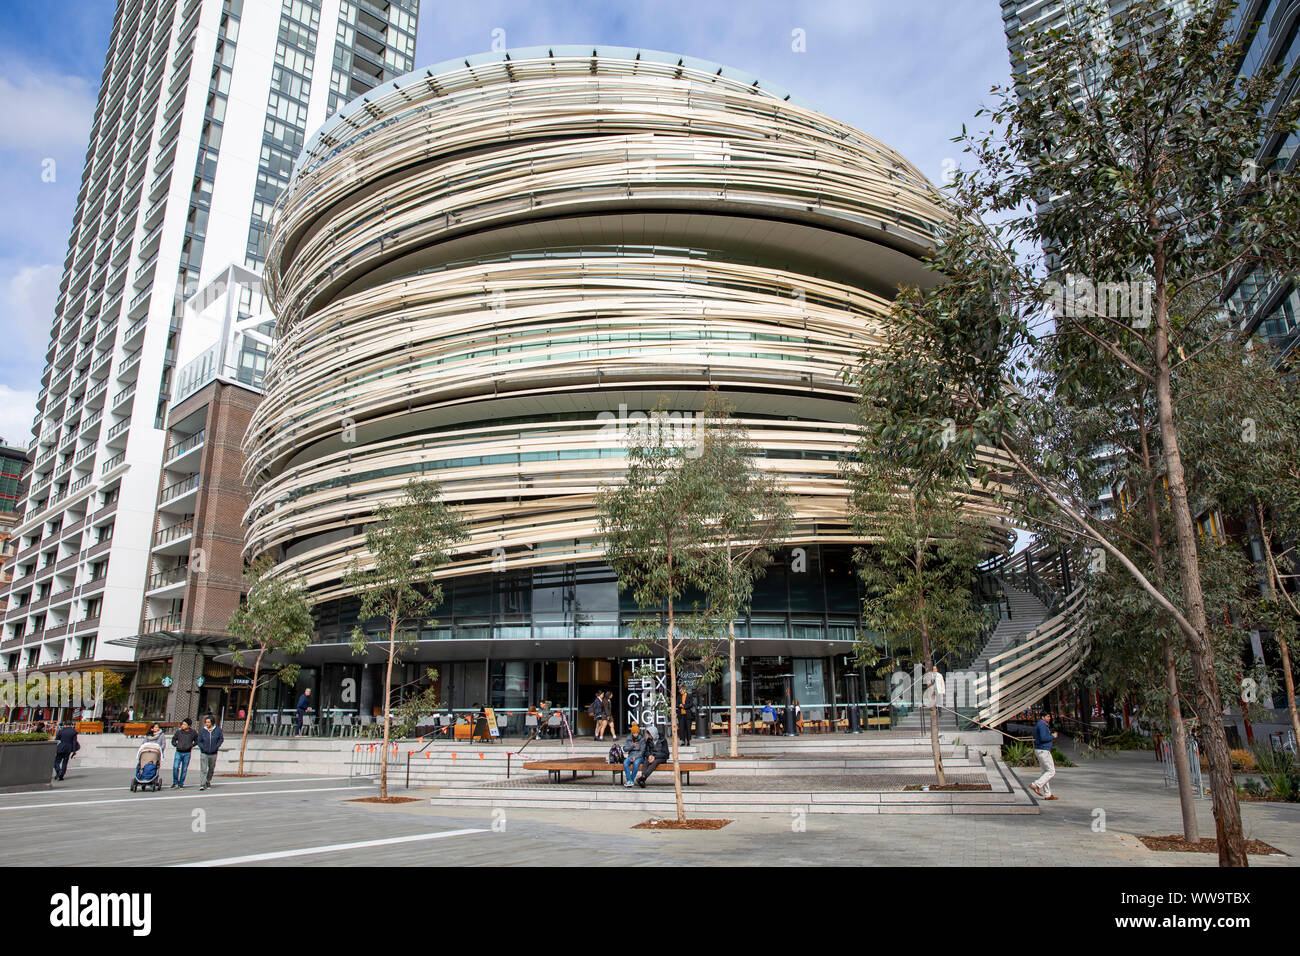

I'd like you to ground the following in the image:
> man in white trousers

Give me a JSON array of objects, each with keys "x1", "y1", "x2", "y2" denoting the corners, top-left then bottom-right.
[{"x1": 1030, "y1": 712, "x2": 1059, "y2": 800}]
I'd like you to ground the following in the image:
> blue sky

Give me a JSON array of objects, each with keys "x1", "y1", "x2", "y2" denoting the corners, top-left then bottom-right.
[{"x1": 0, "y1": 0, "x2": 1012, "y2": 447}]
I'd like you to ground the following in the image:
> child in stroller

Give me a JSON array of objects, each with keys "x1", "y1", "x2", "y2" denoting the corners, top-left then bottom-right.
[{"x1": 130, "y1": 723, "x2": 166, "y2": 792}]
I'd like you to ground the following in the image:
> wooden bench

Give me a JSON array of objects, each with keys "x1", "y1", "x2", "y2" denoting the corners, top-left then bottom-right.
[{"x1": 522, "y1": 757, "x2": 716, "y2": 785}]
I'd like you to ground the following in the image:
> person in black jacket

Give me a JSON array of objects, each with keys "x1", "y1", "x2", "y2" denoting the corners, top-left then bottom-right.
[
  {"x1": 197, "y1": 714, "x2": 224, "y2": 790},
  {"x1": 170, "y1": 718, "x2": 199, "y2": 789},
  {"x1": 676, "y1": 690, "x2": 694, "y2": 747},
  {"x1": 636, "y1": 725, "x2": 671, "y2": 788},
  {"x1": 52, "y1": 722, "x2": 80, "y2": 781}
]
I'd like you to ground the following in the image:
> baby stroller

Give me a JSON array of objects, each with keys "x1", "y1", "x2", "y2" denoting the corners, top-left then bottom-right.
[{"x1": 130, "y1": 741, "x2": 163, "y2": 792}]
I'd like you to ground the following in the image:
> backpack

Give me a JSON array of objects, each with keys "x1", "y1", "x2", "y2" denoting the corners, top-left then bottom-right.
[
  {"x1": 588, "y1": 697, "x2": 603, "y2": 718},
  {"x1": 607, "y1": 744, "x2": 625, "y2": 764}
]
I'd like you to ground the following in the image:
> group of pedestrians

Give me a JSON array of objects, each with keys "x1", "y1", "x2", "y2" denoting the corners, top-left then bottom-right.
[
  {"x1": 47, "y1": 715, "x2": 224, "y2": 790},
  {"x1": 166, "y1": 715, "x2": 225, "y2": 790},
  {"x1": 132, "y1": 716, "x2": 225, "y2": 790},
  {"x1": 587, "y1": 691, "x2": 617, "y2": 740}
]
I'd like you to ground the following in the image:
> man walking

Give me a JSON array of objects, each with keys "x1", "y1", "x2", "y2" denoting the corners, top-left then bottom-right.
[
  {"x1": 295, "y1": 687, "x2": 313, "y2": 736},
  {"x1": 170, "y1": 717, "x2": 198, "y2": 789},
  {"x1": 197, "y1": 714, "x2": 224, "y2": 790},
  {"x1": 1029, "y1": 712, "x2": 1059, "y2": 800},
  {"x1": 52, "y1": 721, "x2": 80, "y2": 781}
]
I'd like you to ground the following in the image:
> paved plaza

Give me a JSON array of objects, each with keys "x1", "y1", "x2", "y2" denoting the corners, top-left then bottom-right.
[{"x1": 0, "y1": 744, "x2": 1294, "y2": 866}]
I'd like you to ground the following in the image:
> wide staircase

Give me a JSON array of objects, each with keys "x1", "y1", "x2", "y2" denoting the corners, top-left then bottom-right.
[
  {"x1": 971, "y1": 545, "x2": 1090, "y2": 728},
  {"x1": 892, "y1": 583, "x2": 1051, "y2": 733}
]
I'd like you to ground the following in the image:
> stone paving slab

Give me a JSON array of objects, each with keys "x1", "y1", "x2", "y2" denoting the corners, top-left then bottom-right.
[
  {"x1": 471, "y1": 770, "x2": 991, "y2": 791},
  {"x1": 0, "y1": 748, "x2": 1293, "y2": 866}
]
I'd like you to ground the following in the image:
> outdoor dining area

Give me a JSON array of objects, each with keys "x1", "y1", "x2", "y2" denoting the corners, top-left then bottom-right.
[
  {"x1": 249, "y1": 707, "x2": 522, "y2": 739},
  {"x1": 704, "y1": 702, "x2": 893, "y2": 736},
  {"x1": 252, "y1": 708, "x2": 378, "y2": 737}
]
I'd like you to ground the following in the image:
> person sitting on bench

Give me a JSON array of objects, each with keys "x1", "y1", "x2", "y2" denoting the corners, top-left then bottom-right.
[
  {"x1": 622, "y1": 723, "x2": 648, "y2": 787},
  {"x1": 636, "y1": 725, "x2": 671, "y2": 788}
]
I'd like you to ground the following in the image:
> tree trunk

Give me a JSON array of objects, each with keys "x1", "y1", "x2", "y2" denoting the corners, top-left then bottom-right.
[
  {"x1": 1141, "y1": 400, "x2": 1199, "y2": 841},
  {"x1": 914, "y1": 536, "x2": 945, "y2": 787},
  {"x1": 1163, "y1": 638, "x2": 1200, "y2": 841},
  {"x1": 380, "y1": 620, "x2": 396, "y2": 799},
  {"x1": 727, "y1": 542, "x2": 739, "y2": 759},
  {"x1": 920, "y1": 620, "x2": 946, "y2": 786},
  {"x1": 728, "y1": 618, "x2": 739, "y2": 759},
  {"x1": 237, "y1": 649, "x2": 264, "y2": 777},
  {"x1": 1277, "y1": 632, "x2": 1300, "y2": 749},
  {"x1": 667, "y1": 595, "x2": 686, "y2": 823},
  {"x1": 1257, "y1": 504, "x2": 1300, "y2": 748},
  {"x1": 1152, "y1": 264, "x2": 1246, "y2": 866}
]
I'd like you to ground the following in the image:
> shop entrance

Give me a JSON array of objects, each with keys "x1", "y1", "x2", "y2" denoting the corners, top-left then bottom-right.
[{"x1": 575, "y1": 658, "x2": 616, "y2": 736}]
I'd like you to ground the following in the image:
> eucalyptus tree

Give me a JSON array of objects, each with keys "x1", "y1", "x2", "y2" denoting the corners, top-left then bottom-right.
[
  {"x1": 228, "y1": 555, "x2": 315, "y2": 776},
  {"x1": 844, "y1": 403, "x2": 988, "y2": 785},
  {"x1": 345, "y1": 480, "x2": 468, "y2": 799},
  {"x1": 695, "y1": 394, "x2": 794, "y2": 758},
  {"x1": 859, "y1": 0, "x2": 1300, "y2": 864},
  {"x1": 598, "y1": 403, "x2": 727, "y2": 822},
  {"x1": 1180, "y1": 343, "x2": 1300, "y2": 747}
]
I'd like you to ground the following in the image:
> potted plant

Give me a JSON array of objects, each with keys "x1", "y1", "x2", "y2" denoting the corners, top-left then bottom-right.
[{"x1": 0, "y1": 732, "x2": 58, "y2": 792}]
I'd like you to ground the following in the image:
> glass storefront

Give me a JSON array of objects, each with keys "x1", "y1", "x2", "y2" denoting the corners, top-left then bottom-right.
[{"x1": 313, "y1": 545, "x2": 865, "y2": 645}]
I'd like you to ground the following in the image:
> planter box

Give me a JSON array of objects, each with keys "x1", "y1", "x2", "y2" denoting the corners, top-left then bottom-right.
[{"x1": 0, "y1": 740, "x2": 57, "y2": 792}]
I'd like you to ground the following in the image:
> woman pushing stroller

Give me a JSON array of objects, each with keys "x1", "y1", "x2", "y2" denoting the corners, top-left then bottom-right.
[{"x1": 130, "y1": 723, "x2": 167, "y2": 792}]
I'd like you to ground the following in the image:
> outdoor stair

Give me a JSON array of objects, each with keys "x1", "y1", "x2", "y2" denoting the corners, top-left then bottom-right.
[
  {"x1": 431, "y1": 751, "x2": 1038, "y2": 815},
  {"x1": 893, "y1": 584, "x2": 1050, "y2": 733}
]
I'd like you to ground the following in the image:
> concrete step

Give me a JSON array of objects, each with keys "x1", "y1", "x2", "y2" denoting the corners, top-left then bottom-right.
[{"x1": 429, "y1": 756, "x2": 1037, "y2": 815}]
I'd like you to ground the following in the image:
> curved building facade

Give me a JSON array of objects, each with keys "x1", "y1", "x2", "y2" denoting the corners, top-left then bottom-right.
[{"x1": 244, "y1": 47, "x2": 1007, "y2": 725}]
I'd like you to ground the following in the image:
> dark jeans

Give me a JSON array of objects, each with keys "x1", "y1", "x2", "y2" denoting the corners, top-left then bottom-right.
[
  {"x1": 173, "y1": 750, "x2": 191, "y2": 786},
  {"x1": 53, "y1": 753, "x2": 70, "y2": 779}
]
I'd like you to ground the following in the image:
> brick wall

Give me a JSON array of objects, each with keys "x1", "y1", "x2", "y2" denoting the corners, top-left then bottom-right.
[{"x1": 173, "y1": 382, "x2": 261, "y2": 639}]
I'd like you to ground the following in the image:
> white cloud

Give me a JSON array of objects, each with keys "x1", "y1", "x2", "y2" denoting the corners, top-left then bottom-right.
[
  {"x1": 0, "y1": 67, "x2": 96, "y2": 154},
  {"x1": 2, "y1": 264, "x2": 60, "y2": 355},
  {"x1": 0, "y1": 384, "x2": 37, "y2": 448},
  {"x1": 0, "y1": 265, "x2": 58, "y2": 439}
]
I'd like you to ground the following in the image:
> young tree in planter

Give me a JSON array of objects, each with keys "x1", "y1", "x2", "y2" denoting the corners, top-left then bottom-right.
[
  {"x1": 695, "y1": 395, "x2": 794, "y2": 758},
  {"x1": 598, "y1": 404, "x2": 727, "y2": 822},
  {"x1": 391, "y1": 668, "x2": 442, "y2": 739},
  {"x1": 860, "y1": 0, "x2": 1300, "y2": 865},
  {"x1": 228, "y1": 555, "x2": 315, "y2": 776},
  {"x1": 844, "y1": 405, "x2": 988, "y2": 785},
  {"x1": 344, "y1": 480, "x2": 467, "y2": 799}
]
